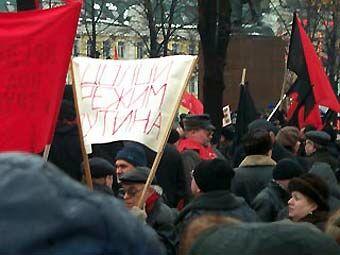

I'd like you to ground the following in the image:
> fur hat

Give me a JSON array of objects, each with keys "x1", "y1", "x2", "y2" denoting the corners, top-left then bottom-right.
[
  {"x1": 273, "y1": 159, "x2": 303, "y2": 180},
  {"x1": 288, "y1": 173, "x2": 330, "y2": 211},
  {"x1": 183, "y1": 114, "x2": 215, "y2": 131},
  {"x1": 193, "y1": 159, "x2": 234, "y2": 192},
  {"x1": 115, "y1": 144, "x2": 147, "y2": 167},
  {"x1": 276, "y1": 126, "x2": 301, "y2": 149}
]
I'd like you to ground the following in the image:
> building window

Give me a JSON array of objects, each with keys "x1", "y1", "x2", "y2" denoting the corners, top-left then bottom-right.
[
  {"x1": 188, "y1": 44, "x2": 196, "y2": 55},
  {"x1": 172, "y1": 43, "x2": 179, "y2": 54},
  {"x1": 103, "y1": 39, "x2": 112, "y2": 59},
  {"x1": 136, "y1": 42, "x2": 144, "y2": 59},
  {"x1": 118, "y1": 41, "x2": 125, "y2": 58}
]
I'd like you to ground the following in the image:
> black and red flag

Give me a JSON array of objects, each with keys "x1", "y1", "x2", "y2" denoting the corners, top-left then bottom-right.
[{"x1": 286, "y1": 13, "x2": 340, "y2": 129}]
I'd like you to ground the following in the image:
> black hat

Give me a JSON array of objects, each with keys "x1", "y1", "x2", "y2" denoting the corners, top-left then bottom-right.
[
  {"x1": 119, "y1": 166, "x2": 156, "y2": 185},
  {"x1": 193, "y1": 159, "x2": 234, "y2": 192},
  {"x1": 288, "y1": 173, "x2": 329, "y2": 211},
  {"x1": 273, "y1": 159, "x2": 304, "y2": 180},
  {"x1": 87, "y1": 157, "x2": 115, "y2": 178},
  {"x1": 248, "y1": 119, "x2": 277, "y2": 134},
  {"x1": 183, "y1": 114, "x2": 215, "y2": 131},
  {"x1": 115, "y1": 144, "x2": 147, "y2": 167},
  {"x1": 305, "y1": 131, "x2": 331, "y2": 146}
]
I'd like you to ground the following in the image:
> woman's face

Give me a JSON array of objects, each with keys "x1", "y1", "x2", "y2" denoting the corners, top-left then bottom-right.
[{"x1": 288, "y1": 191, "x2": 317, "y2": 221}]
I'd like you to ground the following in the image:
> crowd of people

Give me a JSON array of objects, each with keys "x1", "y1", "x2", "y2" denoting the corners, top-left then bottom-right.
[{"x1": 1, "y1": 98, "x2": 340, "y2": 254}]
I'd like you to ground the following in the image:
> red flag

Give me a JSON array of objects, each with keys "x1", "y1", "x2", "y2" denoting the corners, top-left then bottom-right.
[
  {"x1": 287, "y1": 13, "x2": 340, "y2": 129},
  {"x1": 181, "y1": 92, "x2": 204, "y2": 114},
  {"x1": 0, "y1": 0, "x2": 81, "y2": 153}
]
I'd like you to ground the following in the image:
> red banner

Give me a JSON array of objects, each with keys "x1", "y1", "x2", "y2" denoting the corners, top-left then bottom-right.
[
  {"x1": 181, "y1": 92, "x2": 204, "y2": 114},
  {"x1": 0, "y1": 1, "x2": 81, "y2": 153}
]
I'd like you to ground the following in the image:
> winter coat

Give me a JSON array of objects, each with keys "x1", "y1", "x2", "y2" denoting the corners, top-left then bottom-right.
[
  {"x1": 49, "y1": 123, "x2": 82, "y2": 181},
  {"x1": 175, "y1": 190, "x2": 258, "y2": 232},
  {"x1": 188, "y1": 221, "x2": 340, "y2": 255},
  {"x1": 307, "y1": 149, "x2": 339, "y2": 172},
  {"x1": 251, "y1": 181, "x2": 290, "y2": 222},
  {"x1": 231, "y1": 155, "x2": 276, "y2": 205},
  {"x1": 0, "y1": 152, "x2": 164, "y2": 255},
  {"x1": 93, "y1": 183, "x2": 115, "y2": 196},
  {"x1": 146, "y1": 195, "x2": 178, "y2": 255}
]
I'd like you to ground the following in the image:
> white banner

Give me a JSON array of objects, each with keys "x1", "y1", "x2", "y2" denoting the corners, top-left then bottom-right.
[{"x1": 72, "y1": 55, "x2": 197, "y2": 152}]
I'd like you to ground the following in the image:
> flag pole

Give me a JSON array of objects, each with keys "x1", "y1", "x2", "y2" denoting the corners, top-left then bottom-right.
[
  {"x1": 267, "y1": 94, "x2": 287, "y2": 121},
  {"x1": 43, "y1": 144, "x2": 51, "y2": 161},
  {"x1": 241, "y1": 68, "x2": 246, "y2": 85},
  {"x1": 69, "y1": 60, "x2": 93, "y2": 190},
  {"x1": 137, "y1": 57, "x2": 198, "y2": 208}
]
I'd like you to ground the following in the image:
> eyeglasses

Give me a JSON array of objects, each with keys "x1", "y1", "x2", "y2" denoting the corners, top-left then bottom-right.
[{"x1": 123, "y1": 187, "x2": 143, "y2": 197}]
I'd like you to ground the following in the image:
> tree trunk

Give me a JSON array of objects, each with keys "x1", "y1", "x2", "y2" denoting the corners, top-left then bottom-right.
[
  {"x1": 90, "y1": 0, "x2": 97, "y2": 58},
  {"x1": 145, "y1": 0, "x2": 160, "y2": 57},
  {"x1": 198, "y1": 0, "x2": 231, "y2": 145}
]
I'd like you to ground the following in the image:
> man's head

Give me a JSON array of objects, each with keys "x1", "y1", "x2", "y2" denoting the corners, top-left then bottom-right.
[
  {"x1": 272, "y1": 159, "x2": 304, "y2": 190},
  {"x1": 304, "y1": 131, "x2": 331, "y2": 156},
  {"x1": 115, "y1": 144, "x2": 147, "y2": 178},
  {"x1": 119, "y1": 167, "x2": 156, "y2": 209},
  {"x1": 183, "y1": 114, "x2": 215, "y2": 146},
  {"x1": 276, "y1": 126, "x2": 302, "y2": 155},
  {"x1": 191, "y1": 159, "x2": 235, "y2": 195},
  {"x1": 87, "y1": 157, "x2": 115, "y2": 188},
  {"x1": 243, "y1": 129, "x2": 273, "y2": 156},
  {"x1": 248, "y1": 119, "x2": 277, "y2": 144}
]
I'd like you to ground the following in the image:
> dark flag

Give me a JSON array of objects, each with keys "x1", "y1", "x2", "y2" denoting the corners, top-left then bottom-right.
[
  {"x1": 287, "y1": 13, "x2": 340, "y2": 129},
  {"x1": 235, "y1": 82, "x2": 258, "y2": 144}
]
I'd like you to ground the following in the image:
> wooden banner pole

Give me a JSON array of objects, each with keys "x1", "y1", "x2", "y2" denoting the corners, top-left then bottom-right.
[
  {"x1": 241, "y1": 68, "x2": 247, "y2": 85},
  {"x1": 137, "y1": 57, "x2": 198, "y2": 208},
  {"x1": 69, "y1": 60, "x2": 93, "y2": 190},
  {"x1": 43, "y1": 144, "x2": 51, "y2": 161}
]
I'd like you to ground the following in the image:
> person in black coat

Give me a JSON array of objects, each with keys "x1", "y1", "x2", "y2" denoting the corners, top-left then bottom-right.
[
  {"x1": 176, "y1": 159, "x2": 258, "y2": 233},
  {"x1": 49, "y1": 100, "x2": 82, "y2": 181},
  {"x1": 252, "y1": 159, "x2": 303, "y2": 221},
  {"x1": 231, "y1": 129, "x2": 276, "y2": 205}
]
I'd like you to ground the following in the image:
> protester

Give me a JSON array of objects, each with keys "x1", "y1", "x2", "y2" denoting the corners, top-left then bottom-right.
[
  {"x1": 86, "y1": 157, "x2": 115, "y2": 195},
  {"x1": 287, "y1": 173, "x2": 330, "y2": 230},
  {"x1": 305, "y1": 130, "x2": 338, "y2": 171},
  {"x1": 233, "y1": 119, "x2": 293, "y2": 167},
  {"x1": 0, "y1": 153, "x2": 164, "y2": 255},
  {"x1": 275, "y1": 126, "x2": 302, "y2": 155},
  {"x1": 49, "y1": 99, "x2": 82, "y2": 181},
  {"x1": 231, "y1": 128, "x2": 276, "y2": 204},
  {"x1": 252, "y1": 158, "x2": 303, "y2": 221},
  {"x1": 176, "y1": 114, "x2": 219, "y2": 198},
  {"x1": 115, "y1": 143, "x2": 148, "y2": 178},
  {"x1": 187, "y1": 221, "x2": 340, "y2": 255},
  {"x1": 176, "y1": 159, "x2": 258, "y2": 233},
  {"x1": 119, "y1": 166, "x2": 177, "y2": 255},
  {"x1": 325, "y1": 209, "x2": 340, "y2": 245},
  {"x1": 178, "y1": 215, "x2": 240, "y2": 255}
]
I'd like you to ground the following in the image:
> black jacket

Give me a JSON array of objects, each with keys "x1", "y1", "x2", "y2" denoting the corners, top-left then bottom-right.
[
  {"x1": 175, "y1": 190, "x2": 258, "y2": 232},
  {"x1": 49, "y1": 124, "x2": 82, "y2": 181},
  {"x1": 251, "y1": 181, "x2": 290, "y2": 222},
  {"x1": 231, "y1": 155, "x2": 276, "y2": 205}
]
